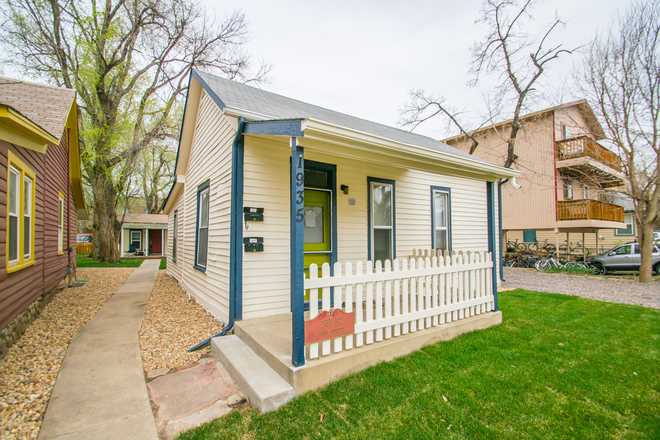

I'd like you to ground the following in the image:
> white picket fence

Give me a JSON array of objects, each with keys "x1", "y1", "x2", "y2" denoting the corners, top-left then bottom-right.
[{"x1": 304, "y1": 250, "x2": 494, "y2": 360}]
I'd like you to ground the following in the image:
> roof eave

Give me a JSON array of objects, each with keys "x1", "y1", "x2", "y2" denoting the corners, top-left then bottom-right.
[{"x1": 0, "y1": 104, "x2": 58, "y2": 153}]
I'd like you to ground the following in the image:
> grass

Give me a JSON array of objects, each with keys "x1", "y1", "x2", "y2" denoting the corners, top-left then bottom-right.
[
  {"x1": 76, "y1": 254, "x2": 166, "y2": 270},
  {"x1": 545, "y1": 265, "x2": 597, "y2": 275},
  {"x1": 178, "y1": 290, "x2": 660, "y2": 440}
]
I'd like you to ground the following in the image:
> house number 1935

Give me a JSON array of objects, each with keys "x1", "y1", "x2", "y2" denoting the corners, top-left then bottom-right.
[{"x1": 295, "y1": 154, "x2": 304, "y2": 223}]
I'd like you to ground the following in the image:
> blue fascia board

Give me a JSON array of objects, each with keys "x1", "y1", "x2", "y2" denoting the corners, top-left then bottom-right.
[
  {"x1": 243, "y1": 120, "x2": 305, "y2": 137},
  {"x1": 192, "y1": 69, "x2": 226, "y2": 111}
]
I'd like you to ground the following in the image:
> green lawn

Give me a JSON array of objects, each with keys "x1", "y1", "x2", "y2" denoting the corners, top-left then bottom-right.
[
  {"x1": 179, "y1": 290, "x2": 660, "y2": 440},
  {"x1": 76, "y1": 254, "x2": 166, "y2": 269}
]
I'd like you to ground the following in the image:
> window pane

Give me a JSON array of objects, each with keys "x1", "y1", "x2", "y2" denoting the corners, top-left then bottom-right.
[
  {"x1": 614, "y1": 245, "x2": 631, "y2": 255},
  {"x1": 24, "y1": 216, "x2": 30, "y2": 256},
  {"x1": 304, "y1": 207, "x2": 324, "y2": 244},
  {"x1": 435, "y1": 230, "x2": 447, "y2": 251},
  {"x1": 24, "y1": 178, "x2": 31, "y2": 215},
  {"x1": 197, "y1": 227, "x2": 208, "y2": 267},
  {"x1": 372, "y1": 184, "x2": 392, "y2": 227},
  {"x1": 434, "y1": 192, "x2": 447, "y2": 228},
  {"x1": 200, "y1": 191, "x2": 209, "y2": 227},
  {"x1": 633, "y1": 244, "x2": 640, "y2": 254},
  {"x1": 9, "y1": 168, "x2": 18, "y2": 214},
  {"x1": 8, "y1": 216, "x2": 18, "y2": 261},
  {"x1": 304, "y1": 170, "x2": 328, "y2": 189},
  {"x1": 374, "y1": 228, "x2": 392, "y2": 263}
]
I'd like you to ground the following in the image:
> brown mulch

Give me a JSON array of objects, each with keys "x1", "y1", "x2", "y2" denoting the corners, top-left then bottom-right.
[
  {"x1": 0, "y1": 268, "x2": 135, "y2": 440},
  {"x1": 139, "y1": 272, "x2": 224, "y2": 372}
]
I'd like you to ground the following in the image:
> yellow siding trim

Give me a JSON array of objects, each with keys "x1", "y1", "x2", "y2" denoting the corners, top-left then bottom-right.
[
  {"x1": 6, "y1": 151, "x2": 36, "y2": 272},
  {"x1": 0, "y1": 105, "x2": 57, "y2": 153}
]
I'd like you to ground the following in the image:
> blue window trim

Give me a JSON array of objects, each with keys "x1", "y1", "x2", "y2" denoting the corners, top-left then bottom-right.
[
  {"x1": 430, "y1": 186, "x2": 452, "y2": 252},
  {"x1": 172, "y1": 210, "x2": 178, "y2": 262},
  {"x1": 194, "y1": 180, "x2": 210, "y2": 272},
  {"x1": 367, "y1": 177, "x2": 396, "y2": 262}
]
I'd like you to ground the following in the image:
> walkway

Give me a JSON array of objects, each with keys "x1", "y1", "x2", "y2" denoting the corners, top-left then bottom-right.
[
  {"x1": 502, "y1": 268, "x2": 660, "y2": 309},
  {"x1": 39, "y1": 259, "x2": 161, "y2": 440}
]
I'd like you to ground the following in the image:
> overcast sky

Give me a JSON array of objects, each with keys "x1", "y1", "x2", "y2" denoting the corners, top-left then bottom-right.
[{"x1": 205, "y1": 0, "x2": 631, "y2": 139}]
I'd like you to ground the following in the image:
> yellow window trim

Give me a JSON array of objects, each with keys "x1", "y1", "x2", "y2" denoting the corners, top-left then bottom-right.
[
  {"x1": 58, "y1": 191, "x2": 66, "y2": 255},
  {"x1": 6, "y1": 151, "x2": 36, "y2": 272}
]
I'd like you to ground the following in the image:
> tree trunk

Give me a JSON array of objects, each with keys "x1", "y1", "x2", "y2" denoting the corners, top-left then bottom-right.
[
  {"x1": 638, "y1": 213, "x2": 657, "y2": 283},
  {"x1": 90, "y1": 170, "x2": 121, "y2": 263}
]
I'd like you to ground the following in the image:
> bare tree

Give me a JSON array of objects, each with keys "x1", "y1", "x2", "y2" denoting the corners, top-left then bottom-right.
[
  {"x1": 1, "y1": 0, "x2": 269, "y2": 262},
  {"x1": 400, "y1": 0, "x2": 573, "y2": 169},
  {"x1": 139, "y1": 142, "x2": 176, "y2": 214},
  {"x1": 577, "y1": 0, "x2": 660, "y2": 283}
]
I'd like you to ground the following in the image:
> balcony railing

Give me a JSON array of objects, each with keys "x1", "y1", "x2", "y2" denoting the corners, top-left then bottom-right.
[
  {"x1": 558, "y1": 199, "x2": 625, "y2": 222},
  {"x1": 556, "y1": 136, "x2": 622, "y2": 172}
]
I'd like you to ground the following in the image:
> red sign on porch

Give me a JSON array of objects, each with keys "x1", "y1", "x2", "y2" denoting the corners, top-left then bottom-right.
[{"x1": 304, "y1": 309, "x2": 355, "y2": 344}]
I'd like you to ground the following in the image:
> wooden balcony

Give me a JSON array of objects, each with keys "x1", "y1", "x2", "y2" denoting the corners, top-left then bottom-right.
[
  {"x1": 556, "y1": 136, "x2": 622, "y2": 172},
  {"x1": 557, "y1": 200, "x2": 625, "y2": 222}
]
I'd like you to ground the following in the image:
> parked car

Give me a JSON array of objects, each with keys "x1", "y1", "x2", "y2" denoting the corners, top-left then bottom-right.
[
  {"x1": 77, "y1": 233, "x2": 93, "y2": 243},
  {"x1": 587, "y1": 242, "x2": 660, "y2": 275}
]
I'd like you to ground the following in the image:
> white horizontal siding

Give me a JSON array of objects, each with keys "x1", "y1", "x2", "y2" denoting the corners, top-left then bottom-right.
[
  {"x1": 173, "y1": 91, "x2": 235, "y2": 323},
  {"x1": 241, "y1": 137, "x2": 498, "y2": 320}
]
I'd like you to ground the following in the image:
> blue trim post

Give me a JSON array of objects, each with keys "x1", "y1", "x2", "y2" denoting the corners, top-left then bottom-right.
[
  {"x1": 290, "y1": 138, "x2": 305, "y2": 367},
  {"x1": 487, "y1": 181, "x2": 498, "y2": 311},
  {"x1": 233, "y1": 118, "x2": 245, "y2": 320},
  {"x1": 497, "y1": 179, "x2": 509, "y2": 283}
]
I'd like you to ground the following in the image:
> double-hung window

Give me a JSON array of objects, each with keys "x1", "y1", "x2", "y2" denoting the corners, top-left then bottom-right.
[
  {"x1": 431, "y1": 187, "x2": 451, "y2": 251},
  {"x1": 130, "y1": 230, "x2": 142, "y2": 249},
  {"x1": 195, "y1": 181, "x2": 210, "y2": 270},
  {"x1": 563, "y1": 176, "x2": 573, "y2": 200},
  {"x1": 172, "y1": 210, "x2": 178, "y2": 262},
  {"x1": 368, "y1": 178, "x2": 394, "y2": 264},
  {"x1": 58, "y1": 192, "x2": 65, "y2": 254},
  {"x1": 615, "y1": 212, "x2": 635, "y2": 236},
  {"x1": 6, "y1": 151, "x2": 36, "y2": 272}
]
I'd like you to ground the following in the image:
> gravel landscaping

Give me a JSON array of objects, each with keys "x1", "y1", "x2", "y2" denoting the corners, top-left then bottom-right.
[
  {"x1": 503, "y1": 268, "x2": 660, "y2": 309},
  {"x1": 0, "y1": 268, "x2": 135, "y2": 440},
  {"x1": 139, "y1": 272, "x2": 224, "y2": 373}
]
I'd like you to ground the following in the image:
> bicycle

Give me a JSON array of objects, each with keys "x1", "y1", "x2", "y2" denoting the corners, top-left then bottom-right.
[
  {"x1": 527, "y1": 239, "x2": 556, "y2": 253},
  {"x1": 535, "y1": 253, "x2": 587, "y2": 271},
  {"x1": 558, "y1": 240, "x2": 591, "y2": 256},
  {"x1": 506, "y1": 239, "x2": 527, "y2": 252}
]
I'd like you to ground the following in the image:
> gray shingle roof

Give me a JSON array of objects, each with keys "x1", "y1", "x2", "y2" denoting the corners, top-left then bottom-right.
[
  {"x1": 0, "y1": 77, "x2": 75, "y2": 139},
  {"x1": 194, "y1": 70, "x2": 487, "y2": 164}
]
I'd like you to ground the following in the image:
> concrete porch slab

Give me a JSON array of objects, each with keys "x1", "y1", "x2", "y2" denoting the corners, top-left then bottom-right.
[{"x1": 234, "y1": 311, "x2": 502, "y2": 396}]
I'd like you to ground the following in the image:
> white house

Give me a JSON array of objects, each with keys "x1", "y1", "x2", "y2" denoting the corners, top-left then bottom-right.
[
  {"x1": 161, "y1": 70, "x2": 519, "y2": 401},
  {"x1": 118, "y1": 213, "x2": 168, "y2": 257}
]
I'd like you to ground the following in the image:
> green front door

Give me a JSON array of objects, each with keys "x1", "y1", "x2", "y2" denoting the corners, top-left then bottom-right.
[{"x1": 304, "y1": 189, "x2": 331, "y2": 302}]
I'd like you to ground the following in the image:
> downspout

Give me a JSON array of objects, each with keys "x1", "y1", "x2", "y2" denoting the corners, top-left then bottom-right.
[
  {"x1": 189, "y1": 116, "x2": 245, "y2": 351},
  {"x1": 487, "y1": 181, "x2": 498, "y2": 312},
  {"x1": 498, "y1": 178, "x2": 509, "y2": 283}
]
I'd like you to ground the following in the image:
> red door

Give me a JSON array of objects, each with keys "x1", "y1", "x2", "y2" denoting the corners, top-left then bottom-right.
[{"x1": 150, "y1": 230, "x2": 162, "y2": 255}]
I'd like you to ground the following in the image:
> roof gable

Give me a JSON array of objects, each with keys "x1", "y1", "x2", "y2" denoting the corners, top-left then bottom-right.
[{"x1": 194, "y1": 70, "x2": 484, "y2": 164}]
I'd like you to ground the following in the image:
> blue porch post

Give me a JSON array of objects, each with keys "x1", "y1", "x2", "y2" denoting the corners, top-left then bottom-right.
[
  {"x1": 290, "y1": 138, "x2": 305, "y2": 367},
  {"x1": 487, "y1": 181, "x2": 498, "y2": 311}
]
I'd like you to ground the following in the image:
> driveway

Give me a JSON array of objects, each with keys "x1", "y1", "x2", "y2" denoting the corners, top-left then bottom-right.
[{"x1": 502, "y1": 268, "x2": 660, "y2": 309}]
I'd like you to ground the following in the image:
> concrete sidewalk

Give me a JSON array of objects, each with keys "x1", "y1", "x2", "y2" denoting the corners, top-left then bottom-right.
[{"x1": 39, "y1": 260, "x2": 161, "y2": 440}]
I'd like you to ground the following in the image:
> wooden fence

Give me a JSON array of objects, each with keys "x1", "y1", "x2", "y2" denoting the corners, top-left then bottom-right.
[
  {"x1": 556, "y1": 136, "x2": 622, "y2": 172},
  {"x1": 304, "y1": 251, "x2": 494, "y2": 360},
  {"x1": 76, "y1": 243, "x2": 92, "y2": 254}
]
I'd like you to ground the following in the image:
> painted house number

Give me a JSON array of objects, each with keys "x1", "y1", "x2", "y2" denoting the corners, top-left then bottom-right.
[{"x1": 296, "y1": 154, "x2": 304, "y2": 223}]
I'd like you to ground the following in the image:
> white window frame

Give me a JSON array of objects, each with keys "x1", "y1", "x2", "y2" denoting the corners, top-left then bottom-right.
[
  {"x1": 431, "y1": 188, "x2": 451, "y2": 252},
  {"x1": 562, "y1": 124, "x2": 571, "y2": 140},
  {"x1": 582, "y1": 184, "x2": 589, "y2": 199},
  {"x1": 23, "y1": 176, "x2": 32, "y2": 260},
  {"x1": 8, "y1": 165, "x2": 20, "y2": 265},
  {"x1": 58, "y1": 193, "x2": 65, "y2": 254},
  {"x1": 563, "y1": 177, "x2": 573, "y2": 200},
  {"x1": 130, "y1": 230, "x2": 142, "y2": 249},
  {"x1": 369, "y1": 179, "x2": 394, "y2": 263},
  {"x1": 615, "y1": 212, "x2": 635, "y2": 236}
]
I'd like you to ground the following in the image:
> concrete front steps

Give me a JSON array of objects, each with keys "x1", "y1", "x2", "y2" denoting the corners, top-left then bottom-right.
[
  {"x1": 211, "y1": 336, "x2": 294, "y2": 413},
  {"x1": 212, "y1": 311, "x2": 502, "y2": 413}
]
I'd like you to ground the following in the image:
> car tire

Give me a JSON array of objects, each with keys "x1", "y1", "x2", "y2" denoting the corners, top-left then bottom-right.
[
  {"x1": 592, "y1": 263, "x2": 606, "y2": 275},
  {"x1": 654, "y1": 262, "x2": 660, "y2": 276}
]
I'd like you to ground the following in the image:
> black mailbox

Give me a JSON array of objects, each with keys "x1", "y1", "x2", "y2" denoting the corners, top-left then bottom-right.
[
  {"x1": 243, "y1": 237, "x2": 264, "y2": 252},
  {"x1": 244, "y1": 207, "x2": 264, "y2": 222}
]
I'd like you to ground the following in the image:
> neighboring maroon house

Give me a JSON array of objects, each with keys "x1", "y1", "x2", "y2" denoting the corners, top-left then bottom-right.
[{"x1": 0, "y1": 77, "x2": 87, "y2": 353}]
